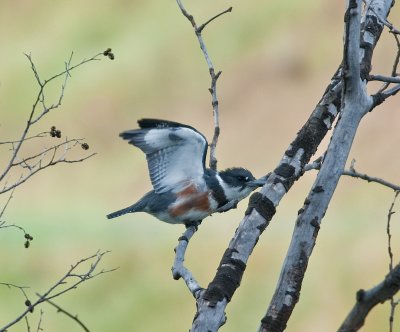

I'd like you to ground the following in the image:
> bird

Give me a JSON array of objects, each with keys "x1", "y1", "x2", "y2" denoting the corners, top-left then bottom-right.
[{"x1": 107, "y1": 118, "x2": 266, "y2": 227}]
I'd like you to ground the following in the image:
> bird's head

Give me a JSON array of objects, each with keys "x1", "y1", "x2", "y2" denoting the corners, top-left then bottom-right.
[{"x1": 218, "y1": 167, "x2": 266, "y2": 202}]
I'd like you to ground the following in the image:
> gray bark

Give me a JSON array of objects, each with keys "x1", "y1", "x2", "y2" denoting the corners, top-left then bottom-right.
[{"x1": 259, "y1": 1, "x2": 393, "y2": 331}]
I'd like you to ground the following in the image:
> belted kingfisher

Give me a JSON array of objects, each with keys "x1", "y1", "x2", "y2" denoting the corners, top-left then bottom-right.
[{"x1": 107, "y1": 119, "x2": 266, "y2": 226}]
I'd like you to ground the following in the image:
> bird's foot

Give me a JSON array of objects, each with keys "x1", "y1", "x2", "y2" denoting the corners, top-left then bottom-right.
[
  {"x1": 216, "y1": 200, "x2": 238, "y2": 213},
  {"x1": 184, "y1": 220, "x2": 202, "y2": 230}
]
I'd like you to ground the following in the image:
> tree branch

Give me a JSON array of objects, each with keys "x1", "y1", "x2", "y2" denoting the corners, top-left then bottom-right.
[
  {"x1": 304, "y1": 158, "x2": 400, "y2": 192},
  {"x1": 197, "y1": 7, "x2": 233, "y2": 34},
  {"x1": 338, "y1": 262, "x2": 400, "y2": 332},
  {"x1": 171, "y1": 225, "x2": 203, "y2": 298},
  {"x1": 369, "y1": 74, "x2": 400, "y2": 83}
]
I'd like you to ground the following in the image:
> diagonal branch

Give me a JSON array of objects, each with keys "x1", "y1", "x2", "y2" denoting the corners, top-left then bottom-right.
[
  {"x1": 338, "y1": 262, "x2": 400, "y2": 332},
  {"x1": 37, "y1": 294, "x2": 90, "y2": 332},
  {"x1": 171, "y1": 225, "x2": 202, "y2": 298}
]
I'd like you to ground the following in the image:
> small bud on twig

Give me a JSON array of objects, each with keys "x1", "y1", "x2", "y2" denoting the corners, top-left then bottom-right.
[
  {"x1": 50, "y1": 126, "x2": 61, "y2": 138},
  {"x1": 103, "y1": 48, "x2": 115, "y2": 60},
  {"x1": 24, "y1": 233, "x2": 33, "y2": 241}
]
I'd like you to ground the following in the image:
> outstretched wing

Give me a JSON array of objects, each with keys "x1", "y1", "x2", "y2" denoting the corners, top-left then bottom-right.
[{"x1": 120, "y1": 119, "x2": 208, "y2": 193}]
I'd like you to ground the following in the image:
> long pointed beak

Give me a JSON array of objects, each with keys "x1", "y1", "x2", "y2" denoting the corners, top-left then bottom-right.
[{"x1": 247, "y1": 175, "x2": 268, "y2": 188}]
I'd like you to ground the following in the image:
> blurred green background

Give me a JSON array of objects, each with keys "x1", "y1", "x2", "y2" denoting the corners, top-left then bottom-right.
[{"x1": 1, "y1": 0, "x2": 400, "y2": 331}]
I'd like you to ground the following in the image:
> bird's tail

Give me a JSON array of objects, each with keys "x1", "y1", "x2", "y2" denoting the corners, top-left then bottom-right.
[{"x1": 107, "y1": 203, "x2": 141, "y2": 220}]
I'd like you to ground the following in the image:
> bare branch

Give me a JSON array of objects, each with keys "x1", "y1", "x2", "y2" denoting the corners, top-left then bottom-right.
[
  {"x1": 305, "y1": 158, "x2": 400, "y2": 192},
  {"x1": 37, "y1": 294, "x2": 90, "y2": 332},
  {"x1": 344, "y1": 168, "x2": 400, "y2": 191},
  {"x1": 175, "y1": 0, "x2": 230, "y2": 171},
  {"x1": 0, "y1": 282, "x2": 30, "y2": 302},
  {"x1": 197, "y1": 7, "x2": 233, "y2": 34},
  {"x1": 0, "y1": 186, "x2": 15, "y2": 219},
  {"x1": 171, "y1": 225, "x2": 202, "y2": 298},
  {"x1": 24, "y1": 316, "x2": 30, "y2": 332},
  {"x1": 36, "y1": 310, "x2": 44, "y2": 332},
  {"x1": 0, "y1": 250, "x2": 115, "y2": 331},
  {"x1": 338, "y1": 262, "x2": 400, "y2": 332},
  {"x1": 0, "y1": 136, "x2": 96, "y2": 195},
  {"x1": 0, "y1": 49, "x2": 110, "y2": 185},
  {"x1": 0, "y1": 222, "x2": 33, "y2": 248},
  {"x1": 0, "y1": 132, "x2": 48, "y2": 145}
]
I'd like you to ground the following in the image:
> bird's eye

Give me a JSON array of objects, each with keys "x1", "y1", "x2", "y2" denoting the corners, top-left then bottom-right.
[{"x1": 237, "y1": 176, "x2": 249, "y2": 182}]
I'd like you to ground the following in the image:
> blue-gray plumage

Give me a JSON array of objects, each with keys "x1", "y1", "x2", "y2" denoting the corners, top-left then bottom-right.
[{"x1": 107, "y1": 119, "x2": 266, "y2": 226}]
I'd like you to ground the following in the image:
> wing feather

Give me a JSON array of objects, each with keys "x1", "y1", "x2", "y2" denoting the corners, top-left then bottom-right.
[{"x1": 120, "y1": 119, "x2": 208, "y2": 193}]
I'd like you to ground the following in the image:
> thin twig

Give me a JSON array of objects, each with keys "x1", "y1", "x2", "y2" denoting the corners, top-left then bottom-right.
[
  {"x1": 387, "y1": 191, "x2": 399, "y2": 332},
  {"x1": 0, "y1": 282, "x2": 30, "y2": 301},
  {"x1": 0, "y1": 132, "x2": 48, "y2": 145},
  {"x1": 36, "y1": 310, "x2": 44, "y2": 332},
  {"x1": 197, "y1": 7, "x2": 233, "y2": 33},
  {"x1": 0, "y1": 151, "x2": 96, "y2": 195},
  {"x1": 11, "y1": 138, "x2": 85, "y2": 166},
  {"x1": 369, "y1": 74, "x2": 400, "y2": 84},
  {"x1": 0, "y1": 186, "x2": 15, "y2": 219},
  {"x1": 25, "y1": 316, "x2": 31, "y2": 332},
  {"x1": 176, "y1": 0, "x2": 232, "y2": 171},
  {"x1": 390, "y1": 33, "x2": 400, "y2": 77},
  {"x1": 36, "y1": 294, "x2": 90, "y2": 332}
]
